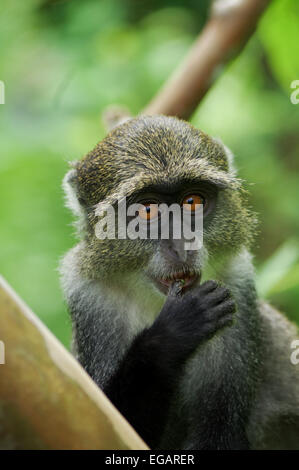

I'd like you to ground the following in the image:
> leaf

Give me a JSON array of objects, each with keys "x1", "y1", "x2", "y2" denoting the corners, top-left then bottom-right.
[
  {"x1": 256, "y1": 239, "x2": 299, "y2": 297},
  {"x1": 258, "y1": 0, "x2": 299, "y2": 90}
]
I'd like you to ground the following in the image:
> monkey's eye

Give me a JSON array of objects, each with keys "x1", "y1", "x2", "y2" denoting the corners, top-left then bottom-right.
[
  {"x1": 138, "y1": 203, "x2": 159, "y2": 221},
  {"x1": 181, "y1": 194, "x2": 205, "y2": 212}
]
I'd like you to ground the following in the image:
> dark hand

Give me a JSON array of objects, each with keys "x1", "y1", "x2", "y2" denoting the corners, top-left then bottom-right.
[
  {"x1": 150, "y1": 280, "x2": 236, "y2": 364},
  {"x1": 104, "y1": 280, "x2": 236, "y2": 449}
]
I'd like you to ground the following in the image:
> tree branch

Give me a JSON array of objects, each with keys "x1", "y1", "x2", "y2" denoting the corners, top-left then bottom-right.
[
  {"x1": 142, "y1": 0, "x2": 272, "y2": 120},
  {"x1": 0, "y1": 276, "x2": 148, "y2": 450}
]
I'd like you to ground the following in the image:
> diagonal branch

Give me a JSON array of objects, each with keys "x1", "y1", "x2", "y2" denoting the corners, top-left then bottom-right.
[
  {"x1": 0, "y1": 276, "x2": 148, "y2": 450},
  {"x1": 142, "y1": 0, "x2": 272, "y2": 120}
]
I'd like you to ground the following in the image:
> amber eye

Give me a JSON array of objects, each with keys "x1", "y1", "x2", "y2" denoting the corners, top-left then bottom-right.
[
  {"x1": 182, "y1": 194, "x2": 204, "y2": 212},
  {"x1": 138, "y1": 203, "x2": 159, "y2": 220}
]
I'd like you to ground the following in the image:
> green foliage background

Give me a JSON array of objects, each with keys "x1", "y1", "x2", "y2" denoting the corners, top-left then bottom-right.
[{"x1": 0, "y1": 0, "x2": 298, "y2": 347}]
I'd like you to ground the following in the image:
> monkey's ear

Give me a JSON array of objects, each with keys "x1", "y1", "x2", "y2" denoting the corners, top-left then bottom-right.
[
  {"x1": 222, "y1": 144, "x2": 236, "y2": 174},
  {"x1": 63, "y1": 169, "x2": 85, "y2": 217},
  {"x1": 213, "y1": 137, "x2": 237, "y2": 175}
]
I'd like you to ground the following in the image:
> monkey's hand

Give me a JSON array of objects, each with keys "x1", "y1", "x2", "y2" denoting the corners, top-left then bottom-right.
[
  {"x1": 104, "y1": 280, "x2": 236, "y2": 449},
  {"x1": 152, "y1": 280, "x2": 236, "y2": 363}
]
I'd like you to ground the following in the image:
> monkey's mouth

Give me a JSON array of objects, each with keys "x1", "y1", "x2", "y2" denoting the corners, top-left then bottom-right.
[{"x1": 152, "y1": 271, "x2": 201, "y2": 295}]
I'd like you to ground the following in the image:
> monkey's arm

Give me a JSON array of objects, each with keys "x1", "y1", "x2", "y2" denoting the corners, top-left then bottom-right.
[
  {"x1": 104, "y1": 281, "x2": 236, "y2": 449},
  {"x1": 104, "y1": 325, "x2": 183, "y2": 449}
]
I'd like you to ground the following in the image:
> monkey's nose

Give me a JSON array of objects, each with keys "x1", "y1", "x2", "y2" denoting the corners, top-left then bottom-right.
[{"x1": 161, "y1": 239, "x2": 188, "y2": 263}]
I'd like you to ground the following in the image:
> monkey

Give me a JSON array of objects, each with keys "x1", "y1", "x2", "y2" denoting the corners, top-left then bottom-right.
[{"x1": 60, "y1": 115, "x2": 299, "y2": 450}]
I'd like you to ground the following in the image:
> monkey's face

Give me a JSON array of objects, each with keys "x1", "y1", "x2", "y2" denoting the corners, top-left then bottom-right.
[
  {"x1": 64, "y1": 115, "x2": 256, "y2": 298},
  {"x1": 125, "y1": 180, "x2": 216, "y2": 295}
]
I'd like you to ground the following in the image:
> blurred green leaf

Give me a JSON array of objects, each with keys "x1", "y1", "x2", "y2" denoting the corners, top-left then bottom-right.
[
  {"x1": 258, "y1": 0, "x2": 299, "y2": 90},
  {"x1": 256, "y1": 240, "x2": 299, "y2": 298}
]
